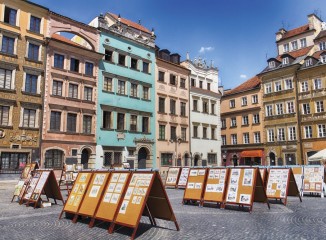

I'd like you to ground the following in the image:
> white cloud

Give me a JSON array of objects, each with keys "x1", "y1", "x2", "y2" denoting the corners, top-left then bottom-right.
[
  {"x1": 199, "y1": 46, "x2": 214, "y2": 54},
  {"x1": 240, "y1": 74, "x2": 247, "y2": 79}
]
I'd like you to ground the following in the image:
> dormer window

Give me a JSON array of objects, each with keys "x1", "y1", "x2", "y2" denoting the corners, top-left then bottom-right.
[
  {"x1": 282, "y1": 57, "x2": 289, "y2": 65},
  {"x1": 300, "y1": 38, "x2": 307, "y2": 48},
  {"x1": 320, "y1": 42, "x2": 326, "y2": 51},
  {"x1": 291, "y1": 41, "x2": 298, "y2": 50},
  {"x1": 283, "y1": 43, "x2": 289, "y2": 52},
  {"x1": 268, "y1": 61, "x2": 275, "y2": 68},
  {"x1": 305, "y1": 58, "x2": 313, "y2": 67},
  {"x1": 321, "y1": 54, "x2": 326, "y2": 64}
]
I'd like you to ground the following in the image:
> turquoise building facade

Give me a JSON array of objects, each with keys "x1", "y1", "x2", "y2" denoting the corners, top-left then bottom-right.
[{"x1": 94, "y1": 13, "x2": 156, "y2": 169}]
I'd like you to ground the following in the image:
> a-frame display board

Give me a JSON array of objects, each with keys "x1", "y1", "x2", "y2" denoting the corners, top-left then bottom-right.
[
  {"x1": 202, "y1": 168, "x2": 229, "y2": 207},
  {"x1": 303, "y1": 165, "x2": 324, "y2": 197},
  {"x1": 165, "y1": 167, "x2": 181, "y2": 188},
  {"x1": 177, "y1": 167, "x2": 190, "y2": 189},
  {"x1": 109, "y1": 171, "x2": 179, "y2": 240},
  {"x1": 182, "y1": 168, "x2": 207, "y2": 204},
  {"x1": 225, "y1": 168, "x2": 269, "y2": 212},
  {"x1": 59, "y1": 171, "x2": 93, "y2": 219},
  {"x1": 20, "y1": 170, "x2": 42, "y2": 204},
  {"x1": 90, "y1": 171, "x2": 131, "y2": 227},
  {"x1": 266, "y1": 168, "x2": 302, "y2": 205},
  {"x1": 259, "y1": 168, "x2": 268, "y2": 186},
  {"x1": 25, "y1": 170, "x2": 64, "y2": 208},
  {"x1": 20, "y1": 162, "x2": 38, "y2": 179},
  {"x1": 291, "y1": 166, "x2": 304, "y2": 196}
]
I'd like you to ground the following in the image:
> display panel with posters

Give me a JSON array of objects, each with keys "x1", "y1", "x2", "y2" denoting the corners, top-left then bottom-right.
[
  {"x1": 291, "y1": 166, "x2": 304, "y2": 196},
  {"x1": 183, "y1": 168, "x2": 207, "y2": 204},
  {"x1": 177, "y1": 167, "x2": 190, "y2": 188},
  {"x1": 22, "y1": 171, "x2": 42, "y2": 202},
  {"x1": 165, "y1": 167, "x2": 181, "y2": 188},
  {"x1": 202, "y1": 168, "x2": 229, "y2": 206},
  {"x1": 259, "y1": 168, "x2": 268, "y2": 186},
  {"x1": 303, "y1": 166, "x2": 324, "y2": 197}
]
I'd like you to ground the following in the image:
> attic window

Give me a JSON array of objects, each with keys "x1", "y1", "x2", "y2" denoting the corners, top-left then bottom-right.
[
  {"x1": 305, "y1": 58, "x2": 313, "y2": 67},
  {"x1": 320, "y1": 42, "x2": 326, "y2": 51},
  {"x1": 283, "y1": 43, "x2": 289, "y2": 52},
  {"x1": 282, "y1": 57, "x2": 289, "y2": 65},
  {"x1": 268, "y1": 61, "x2": 275, "y2": 68},
  {"x1": 321, "y1": 54, "x2": 326, "y2": 63}
]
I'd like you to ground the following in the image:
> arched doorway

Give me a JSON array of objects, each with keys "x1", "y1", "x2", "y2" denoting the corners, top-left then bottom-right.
[
  {"x1": 184, "y1": 153, "x2": 190, "y2": 166},
  {"x1": 81, "y1": 148, "x2": 90, "y2": 169},
  {"x1": 269, "y1": 152, "x2": 276, "y2": 166},
  {"x1": 232, "y1": 154, "x2": 238, "y2": 166},
  {"x1": 194, "y1": 154, "x2": 199, "y2": 166},
  {"x1": 138, "y1": 147, "x2": 148, "y2": 169}
]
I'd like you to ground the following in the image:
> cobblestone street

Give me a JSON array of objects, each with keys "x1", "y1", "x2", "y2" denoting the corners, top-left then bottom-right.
[{"x1": 1, "y1": 178, "x2": 326, "y2": 240}]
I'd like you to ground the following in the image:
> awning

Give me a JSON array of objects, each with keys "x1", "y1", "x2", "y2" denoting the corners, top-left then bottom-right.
[
  {"x1": 240, "y1": 150, "x2": 263, "y2": 158},
  {"x1": 308, "y1": 148, "x2": 326, "y2": 162}
]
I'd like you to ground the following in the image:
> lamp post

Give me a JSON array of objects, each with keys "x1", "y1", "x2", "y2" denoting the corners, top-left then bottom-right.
[
  {"x1": 170, "y1": 137, "x2": 182, "y2": 166},
  {"x1": 190, "y1": 152, "x2": 193, "y2": 167}
]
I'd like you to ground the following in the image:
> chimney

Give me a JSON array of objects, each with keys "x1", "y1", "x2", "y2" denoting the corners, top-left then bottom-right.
[
  {"x1": 276, "y1": 28, "x2": 286, "y2": 41},
  {"x1": 308, "y1": 13, "x2": 323, "y2": 32}
]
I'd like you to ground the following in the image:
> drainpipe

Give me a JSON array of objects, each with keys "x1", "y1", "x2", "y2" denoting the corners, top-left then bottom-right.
[{"x1": 294, "y1": 70, "x2": 304, "y2": 165}]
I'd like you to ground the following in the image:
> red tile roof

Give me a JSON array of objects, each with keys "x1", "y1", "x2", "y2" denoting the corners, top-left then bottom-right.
[
  {"x1": 109, "y1": 13, "x2": 151, "y2": 34},
  {"x1": 279, "y1": 24, "x2": 310, "y2": 41},
  {"x1": 224, "y1": 76, "x2": 261, "y2": 96},
  {"x1": 312, "y1": 50, "x2": 326, "y2": 59},
  {"x1": 315, "y1": 30, "x2": 326, "y2": 40},
  {"x1": 51, "y1": 34, "x2": 85, "y2": 48},
  {"x1": 276, "y1": 46, "x2": 313, "y2": 61}
]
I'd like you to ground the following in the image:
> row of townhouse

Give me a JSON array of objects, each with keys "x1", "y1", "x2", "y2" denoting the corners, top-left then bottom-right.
[
  {"x1": 0, "y1": 0, "x2": 222, "y2": 173},
  {"x1": 221, "y1": 14, "x2": 326, "y2": 166}
]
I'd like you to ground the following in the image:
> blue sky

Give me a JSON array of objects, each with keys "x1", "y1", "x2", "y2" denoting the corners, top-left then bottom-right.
[{"x1": 32, "y1": 0, "x2": 326, "y2": 89}]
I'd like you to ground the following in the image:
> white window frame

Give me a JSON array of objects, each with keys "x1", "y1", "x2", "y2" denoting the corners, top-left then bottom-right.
[
  {"x1": 241, "y1": 97, "x2": 247, "y2": 106},
  {"x1": 0, "y1": 67, "x2": 16, "y2": 90},
  {"x1": 231, "y1": 134, "x2": 237, "y2": 145},
  {"x1": 0, "y1": 104, "x2": 13, "y2": 126},
  {"x1": 268, "y1": 61, "x2": 275, "y2": 68},
  {"x1": 242, "y1": 115, "x2": 249, "y2": 125},
  {"x1": 321, "y1": 54, "x2": 326, "y2": 63},
  {"x1": 302, "y1": 103, "x2": 310, "y2": 115},
  {"x1": 252, "y1": 94, "x2": 258, "y2": 104},
  {"x1": 265, "y1": 83, "x2": 272, "y2": 94},
  {"x1": 314, "y1": 78, "x2": 322, "y2": 90},
  {"x1": 26, "y1": 40, "x2": 42, "y2": 62},
  {"x1": 253, "y1": 113, "x2": 260, "y2": 124},
  {"x1": 277, "y1": 128, "x2": 285, "y2": 141},
  {"x1": 27, "y1": 13, "x2": 44, "y2": 35},
  {"x1": 221, "y1": 135, "x2": 226, "y2": 145},
  {"x1": 316, "y1": 101, "x2": 324, "y2": 113},
  {"x1": 300, "y1": 38, "x2": 307, "y2": 48},
  {"x1": 230, "y1": 117, "x2": 237, "y2": 127},
  {"x1": 288, "y1": 126, "x2": 296, "y2": 141},
  {"x1": 229, "y1": 99, "x2": 235, "y2": 108},
  {"x1": 282, "y1": 57, "x2": 289, "y2": 65},
  {"x1": 267, "y1": 129, "x2": 274, "y2": 142},
  {"x1": 304, "y1": 125, "x2": 312, "y2": 139},
  {"x1": 22, "y1": 72, "x2": 41, "y2": 94},
  {"x1": 305, "y1": 58, "x2": 313, "y2": 67},
  {"x1": 320, "y1": 42, "x2": 326, "y2": 51},
  {"x1": 243, "y1": 133, "x2": 250, "y2": 144},
  {"x1": 275, "y1": 81, "x2": 282, "y2": 92},
  {"x1": 254, "y1": 132, "x2": 261, "y2": 143},
  {"x1": 0, "y1": 32, "x2": 19, "y2": 55},
  {"x1": 301, "y1": 81, "x2": 308, "y2": 92},
  {"x1": 286, "y1": 101, "x2": 295, "y2": 114},
  {"x1": 284, "y1": 79, "x2": 293, "y2": 90},
  {"x1": 276, "y1": 103, "x2": 284, "y2": 115},
  {"x1": 1, "y1": 5, "x2": 20, "y2": 27},
  {"x1": 266, "y1": 105, "x2": 273, "y2": 117},
  {"x1": 318, "y1": 124, "x2": 326, "y2": 138},
  {"x1": 19, "y1": 107, "x2": 39, "y2": 128},
  {"x1": 291, "y1": 41, "x2": 298, "y2": 50},
  {"x1": 283, "y1": 43, "x2": 289, "y2": 52}
]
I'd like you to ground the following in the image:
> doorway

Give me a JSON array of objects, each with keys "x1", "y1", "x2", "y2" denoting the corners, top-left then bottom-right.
[
  {"x1": 138, "y1": 147, "x2": 148, "y2": 169},
  {"x1": 194, "y1": 155, "x2": 199, "y2": 166},
  {"x1": 81, "y1": 149, "x2": 90, "y2": 169},
  {"x1": 269, "y1": 152, "x2": 276, "y2": 166}
]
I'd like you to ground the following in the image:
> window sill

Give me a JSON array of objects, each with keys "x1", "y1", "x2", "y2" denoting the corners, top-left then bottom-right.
[
  {"x1": 103, "y1": 59, "x2": 115, "y2": 64},
  {"x1": 180, "y1": 115, "x2": 187, "y2": 118},
  {"x1": 81, "y1": 100, "x2": 95, "y2": 104},
  {"x1": 210, "y1": 113, "x2": 217, "y2": 116},
  {"x1": 66, "y1": 97, "x2": 80, "y2": 102},
  {"x1": 241, "y1": 124, "x2": 249, "y2": 127},
  {"x1": 230, "y1": 126, "x2": 237, "y2": 128},
  {"x1": 19, "y1": 127, "x2": 39, "y2": 130},
  {"x1": 169, "y1": 113, "x2": 178, "y2": 117},
  {"x1": 141, "y1": 98, "x2": 151, "y2": 102},
  {"x1": 142, "y1": 71, "x2": 151, "y2": 75},
  {"x1": 192, "y1": 137, "x2": 200, "y2": 139},
  {"x1": 102, "y1": 90, "x2": 115, "y2": 95},
  {"x1": 84, "y1": 74, "x2": 95, "y2": 78},
  {"x1": 80, "y1": 133, "x2": 95, "y2": 136},
  {"x1": 158, "y1": 112, "x2": 167, "y2": 115},
  {"x1": 221, "y1": 127, "x2": 227, "y2": 130},
  {"x1": 0, "y1": 52, "x2": 18, "y2": 58},
  {"x1": 241, "y1": 105, "x2": 247, "y2": 107},
  {"x1": 0, "y1": 88, "x2": 16, "y2": 93},
  {"x1": 168, "y1": 83, "x2": 177, "y2": 87},
  {"x1": 116, "y1": 129, "x2": 128, "y2": 133},
  {"x1": 24, "y1": 57, "x2": 43, "y2": 64},
  {"x1": 26, "y1": 29, "x2": 44, "y2": 37},
  {"x1": 157, "y1": 139, "x2": 166, "y2": 141},
  {"x1": 252, "y1": 123, "x2": 260, "y2": 126},
  {"x1": 202, "y1": 138, "x2": 210, "y2": 140},
  {"x1": 117, "y1": 64, "x2": 128, "y2": 68},
  {"x1": 192, "y1": 110, "x2": 200, "y2": 113},
  {"x1": 252, "y1": 102, "x2": 259, "y2": 105},
  {"x1": 100, "y1": 128, "x2": 114, "y2": 131},
  {"x1": 0, "y1": 125, "x2": 13, "y2": 129},
  {"x1": 53, "y1": 66, "x2": 66, "y2": 71},
  {"x1": 68, "y1": 70, "x2": 82, "y2": 75},
  {"x1": 130, "y1": 96, "x2": 140, "y2": 100},
  {"x1": 130, "y1": 67, "x2": 140, "y2": 72},
  {"x1": 201, "y1": 111, "x2": 209, "y2": 114},
  {"x1": 116, "y1": 93, "x2": 128, "y2": 97},
  {"x1": 48, "y1": 130, "x2": 65, "y2": 134},
  {"x1": 1, "y1": 22, "x2": 21, "y2": 30},
  {"x1": 21, "y1": 91, "x2": 41, "y2": 97},
  {"x1": 157, "y1": 80, "x2": 166, "y2": 84},
  {"x1": 65, "y1": 131, "x2": 79, "y2": 135},
  {"x1": 179, "y1": 87, "x2": 187, "y2": 90}
]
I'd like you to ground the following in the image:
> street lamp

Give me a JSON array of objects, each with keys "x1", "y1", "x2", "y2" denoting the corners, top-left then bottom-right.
[{"x1": 170, "y1": 137, "x2": 182, "y2": 166}]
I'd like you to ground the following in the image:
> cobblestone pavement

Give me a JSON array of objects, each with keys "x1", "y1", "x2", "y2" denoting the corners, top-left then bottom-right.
[{"x1": 1, "y1": 179, "x2": 326, "y2": 240}]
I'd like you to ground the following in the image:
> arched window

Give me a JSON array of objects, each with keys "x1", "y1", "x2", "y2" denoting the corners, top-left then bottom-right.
[{"x1": 44, "y1": 149, "x2": 63, "y2": 169}]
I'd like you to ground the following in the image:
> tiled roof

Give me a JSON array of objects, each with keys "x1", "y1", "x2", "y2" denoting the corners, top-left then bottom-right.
[
  {"x1": 224, "y1": 76, "x2": 260, "y2": 96},
  {"x1": 109, "y1": 13, "x2": 151, "y2": 34},
  {"x1": 279, "y1": 24, "x2": 310, "y2": 41},
  {"x1": 276, "y1": 46, "x2": 313, "y2": 61},
  {"x1": 312, "y1": 50, "x2": 326, "y2": 59},
  {"x1": 51, "y1": 34, "x2": 85, "y2": 48},
  {"x1": 315, "y1": 30, "x2": 326, "y2": 40}
]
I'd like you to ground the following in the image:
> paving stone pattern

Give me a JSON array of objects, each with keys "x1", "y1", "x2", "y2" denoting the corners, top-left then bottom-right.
[{"x1": 0, "y1": 180, "x2": 326, "y2": 239}]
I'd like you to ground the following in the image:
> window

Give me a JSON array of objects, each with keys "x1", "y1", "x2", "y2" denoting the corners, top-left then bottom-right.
[
  {"x1": 304, "y1": 126, "x2": 312, "y2": 139},
  {"x1": 243, "y1": 133, "x2": 250, "y2": 144},
  {"x1": 191, "y1": 78, "x2": 196, "y2": 87},
  {"x1": 266, "y1": 105, "x2": 273, "y2": 117},
  {"x1": 282, "y1": 57, "x2": 289, "y2": 65},
  {"x1": 71, "y1": 149, "x2": 78, "y2": 156},
  {"x1": 203, "y1": 101, "x2": 208, "y2": 113},
  {"x1": 211, "y1": 127, "x2": 216, "y2": 140},
  {"x1": 180, "y1": 78, "x2": 186, "y2": 88},
  {"x1": 130, "y1": 83, "x2": 138, "y2": 97},
  {"x1": 158, "y1": 71, "x2": 165, "y2": 82},
  {"x1": 52, "y1": 80, "x2": 62, "y2": 96},
  {"x1": 159, "y1": 125, "x2": 165, "y2": 140},
  {"x1": 117, "y1": 113, "x2": 125, "y2": 130},
  {"x1": 68, "y1": 83, "x2": 78, "y2": 98},
  {"x1": 170, "y1": 99, "x2": 176, "y2": 115},
  {"x1": 83, "y1": 115, "x2": 92, "y2": 134},
  {"x1": 142, "y1": 117, "x2": 149, "y2": 133},
  {"x1": 54, "y1": 53, "x2": 64, "y2": 69},
  {"x1": 193, "y1": 125, "x2": 198, "y2": 138},
  {"x1": 265, "y1": 83, "x2": 272, "y2": 94},
  {"x1": 268, "y1": 61, "x2": 275, "y2": 68},
  {"x1": 45, "y1": 150, "x2": 63, "y2": 169},
  {"x1": 211, "y1": 103, "x2": 215, "y2": 114},
  {"x1": 4, "y1": 7, "x2": 17, "y2": 26},
  {"x1": 170, "y1": 74, "x2": 176, "y2": 85},
  {"x1": 229, "y1": 99, "x2": 235, "y2": 108},
  {"x1": 103, "y1": 77, "x2": 112, "y2": 92},
  {"x1": 142, "y1": 62, "x2": 149, "y2": 73},
  {"x1": 203, "y1": 127, "x2": 207, "y2": 139},
  {"x1": 276, "y1": 103, "x2": 284, "y2": 115},
  {"x1": 158, "y1": 97, "x2": 165, "y2": 113},
  {"x1": 318, "y1": 124, "x2": 326, "y2": 137},
  {"x1": 84, "y1": 87, "x2": 93, "y2": 101},
  {"x1": 300, "y1": 38, "x2": 306, "y2": 48},
  {"x1": 130, "y1": 58, "x2": 138, "y2": 70},
  {"x1": 170, "y1": 126, "x2": 176, "y2": 140},
  {"x1": 0, "y1": 68, "x2": 12, "y2": 89},
  {"x1": 221, "y1": 119, "x2": 226, "y2": 128},
  {"x1": 302, "y1": 103, "x2": 310, "y2": 114},
  {"x1": 85, "y1": 62, "x2": 93, "y2": 76},
  {"x1": 180, "y1": 102, "x2": 186, "y2": 117},
  {"x1": 254, "y1": 132, "x2": 260, "y2": 143},
  {"x1": 118, "y1": 54, "x2": 126, "y2": 66},
  {"x1": 181, "y1": 128, "x2": 187, "y2": 142},
  {"x1": 102, "y1": 111, "x2": 111, "y2": 129},
  {"x1": 117, "y1": 80, "x2": 125, "y2": 95},
  {"x1": 207, "y1": 83, "x2": 211, "y2": 91},
  {"x1": 1, "y1": 152, "x2": 28, "y2": 170},
  {"x1": 314, "y1": 79, "x2": 322, "y2": 90},
  {"x1": 161, "y1": 153, "x2": 173, "y2": 166},
  {"x1": 301, "y1": 81, "x2": 308, "y2": 92},
  {"x1": 241, "y1": 97, "x2": 247, "y2": 106},
  {"x1": 252, "y1": 95, "x2": 258, "y2": 104},
  {"x1": 130, "y1": 115, "x2": 137, "y2": 131},
  {"x1": 105, "y1": 49, "x2": 113, "y2": 62},
  {"x1": 208, "y1": 154, "x2": 217, "y2": 164},
  {"x1": 287, "y1": 101, "x2": 295, "y2": 114},
  {"x1": 67, "y1": 113, "x2": 77, "y2": 132},
  {"x1": 305, "y1": 58, "x2": 313, "y2": 67},
  {"x1": 242, "y1": 115, "x2": 249, "y2": 125},
  {"x1": 30, "y1": 15, "x2": 41, "y2": 33},
  {"x1": 291, "y1": 41, "x2": 298, "y2": 50},
  {"x1": 193, "y1": 99, "x2": 198, "y2": 111},
  {"x1": 70, "y1": 58, "x2": 79, "y2": 72},
  {"x1": 24, "y1": 74, "x2": 37, "y2": 94},
  {"x1": 320, "y1": 42, "x2": 326, "y2": 51},
  {"x1": 0, "y1": 106, "x2": 9, "y2": 126},
  {"x1": 199, "y1": 81, "x2": 203, "y2": 88},
  {"x1": 231, "y1": 117, "x2": 237, "y2": 127},
  {"x1": 288, "y1": 126, "x2": 296, "y2": 141},
  {"x1": 1, "y1": 36, "x2": 15, "y2": 54},
  {"x1": 50, "y1": 111, "x2": 61, "y2": 131},
  {"x1": 267, "y1": 129, "x2": 274, "y2": 142},
  {"x1": 277, "y1": 128, "x2": 285, "y2": 141},
  {"x1": 316, "y1": 101, "x2": 324, "y2": 113},
  {"x1": 321, "y1": 54, "x2": 326, "y2": 63},
  {"x1": 253, "y1": 114, "x2": 260, "y2": 124},
  {"x1": 275, "y1": 81, "x2": 282, "y2": 92},
  {"x1": 23, "y1": 109, "x2": 36, "y2": 128},
  {"x1": 283, "y1": 43, "x2": 289, "y2": 52},
  {"x1": 285, "y1": 79, "x2": 293, "y2": 89},
  {"x1": 231, "y1": 134, "x2": 237, "y2": 144},
  {"x1": 27, "y1": 43, "x2": 40, "y2": 61},
  {"x1": 143, "y1": 86, "x2": 149, "y2": 100},
  {"x1": 222, "y1": 135, "x2": 226, "y2": 145}
]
